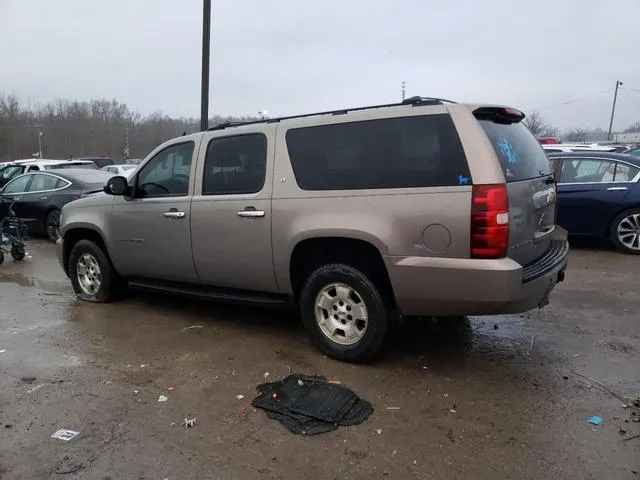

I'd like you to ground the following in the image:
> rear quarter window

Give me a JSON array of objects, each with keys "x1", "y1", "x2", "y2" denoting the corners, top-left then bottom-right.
[
  {"x1": 479, "y1": 120, "x2": 552, "y2": 182},
  {"x1": 285, "y1": 114, "x2": 471, "y2": 190}
]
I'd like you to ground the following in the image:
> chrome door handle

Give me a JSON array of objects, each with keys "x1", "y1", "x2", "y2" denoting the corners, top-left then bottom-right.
[
  {"x1": 163, "y1": 210, "x2": 185, "y2": 218},
  {"x1": 237, "y1": 210, "x2": 265, "y2": 218},
  {"x1": 606, "y1": 187, "x2": 627, "y2": 191},
  {"x1": 40, "y1": 196, "x2": 48, "y2": 200}
]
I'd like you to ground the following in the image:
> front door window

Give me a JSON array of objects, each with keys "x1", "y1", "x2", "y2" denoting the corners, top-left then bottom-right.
[
  {"x1": 2, "y1": 174, "x2": 32, "y2": 194},
  {"x1": 135, "y1": 142, "x2": 195, "y2": 198}
]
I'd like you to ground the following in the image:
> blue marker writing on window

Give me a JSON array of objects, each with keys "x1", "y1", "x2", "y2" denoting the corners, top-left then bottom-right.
[
  {"x1": 496, "y1": 137, "x2": 518, "y2": 165},
  {"x1": 458, "y1": 175, "x2": 470, "y2": 185}
]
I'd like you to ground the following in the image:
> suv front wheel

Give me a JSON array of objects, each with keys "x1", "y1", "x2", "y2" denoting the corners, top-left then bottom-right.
[
  {"x1": 299, "y1": 264, "x2": 389, "y2": 363},
  {"x1": 68, "y1": 239, "x2": 124, "y2": 302}
]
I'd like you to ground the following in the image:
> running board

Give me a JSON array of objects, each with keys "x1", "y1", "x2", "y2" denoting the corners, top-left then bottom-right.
[{"x1": 127, "y1": 277, "x2": 292, "y2": 307}]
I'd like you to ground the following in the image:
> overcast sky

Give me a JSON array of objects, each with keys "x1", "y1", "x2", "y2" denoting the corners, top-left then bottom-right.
[{"x1": 1, "y1": 0, "x2": 639, "y2": 131}]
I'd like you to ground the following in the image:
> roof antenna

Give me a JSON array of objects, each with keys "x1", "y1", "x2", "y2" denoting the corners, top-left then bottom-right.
[{"x1": 401, "y1": 81, "x2": 406, "y2": 101}]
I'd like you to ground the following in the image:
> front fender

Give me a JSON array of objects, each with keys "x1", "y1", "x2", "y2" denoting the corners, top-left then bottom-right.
[{"x1": 59, "y1": 203, "x2": 116, "y2": 268}]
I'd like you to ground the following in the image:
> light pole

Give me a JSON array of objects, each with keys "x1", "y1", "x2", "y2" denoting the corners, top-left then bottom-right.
[
  {"x1": 607, "y1": 80, "x2": 623, "y2": 141},
  {"x1": 37, "y1": 129, "x2": 43, "y2": 159},
  {"x1": 258, "y1": 110, "x2": 268, "y2": 120},
  {"x1": 200, "y1": 0, "x2": 212, "y2": 131}
]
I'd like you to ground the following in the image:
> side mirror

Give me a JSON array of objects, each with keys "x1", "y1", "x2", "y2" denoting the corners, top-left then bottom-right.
[{"x1": 104, "y1": 176, "x2": 129, "y2": 196}]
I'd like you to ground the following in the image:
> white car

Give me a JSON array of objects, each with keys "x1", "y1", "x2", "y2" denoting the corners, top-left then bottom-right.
[
  {"x1": 101, "y1": 164, "x2": 137, "y2": 177},
  {"x1": 542, "y1": 144, "x2": 616, "y2": 154},
  {"x1": 0, "y1": 159, "x2": 97, "y2": 188}
]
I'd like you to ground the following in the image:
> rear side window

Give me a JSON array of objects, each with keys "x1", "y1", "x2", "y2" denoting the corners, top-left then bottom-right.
[
  {"x1": 479, "y1": 120, "x2": 552, "y2": 182},
  {"x1": 55, "y1": 178, "x2": 70, "y2": 189},
  {"x1": 285, "y1": 114, "x2": 471, "y2": 191},
  {"x1": 202, "y1": 134, "x2": 267, "y2": 195}
]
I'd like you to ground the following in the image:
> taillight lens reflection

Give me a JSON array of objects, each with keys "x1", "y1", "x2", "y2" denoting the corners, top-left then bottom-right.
[{"x1": 471, "y1": 184, "x2": 509, "y2": 259}]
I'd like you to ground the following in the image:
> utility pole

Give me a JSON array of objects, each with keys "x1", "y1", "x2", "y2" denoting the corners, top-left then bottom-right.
[
  {"x1": 200, "y1": 0, "x2": 212, "y2": 131},
  {"x1": 123, "y1": 125, "x2": 130, "y2": 162},
  {"x1": 401, "y1": 81, "x2": 406, "y2": 101},
  {"x1": 607, "y1": 80, "x2": 623, "y2": 141},
  {"x1": 37, "y1": 129, "x2": 43, "y2": 159}
]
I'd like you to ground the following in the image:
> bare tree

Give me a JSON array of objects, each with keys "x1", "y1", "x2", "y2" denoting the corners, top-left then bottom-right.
[
  {"x1": 624, "y1": 121, "x2": 640, "y2": 133},
  {"x1": 523, "y1": 111, "x2": 556, "y2": 137},
  {"x1": 0, "y1": 93, "x2": 260, "y2": 162},
  {"x1": 565, "y1": 129, "x2": 588, "y2": 142}
]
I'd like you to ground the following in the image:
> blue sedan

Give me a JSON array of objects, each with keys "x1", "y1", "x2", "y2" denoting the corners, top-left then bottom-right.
[{"x1": 547, "y1": 151, "x2": 640, "y2": 254}]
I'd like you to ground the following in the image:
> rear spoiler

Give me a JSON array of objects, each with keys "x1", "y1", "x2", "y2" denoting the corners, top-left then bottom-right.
[{"x1": 473, "y1": 106, "x2": 525, "y2": 125}]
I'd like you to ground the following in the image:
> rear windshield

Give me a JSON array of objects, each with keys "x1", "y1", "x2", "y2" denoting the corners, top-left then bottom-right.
[
  {"x1": 479, "y1": 120, "x2": 552, "y2": 182},
  {"x1": 61, "y1": 170, "x2": 114, "y2": 188},
  {"x1": 0, "y1": 165, "x2": 25, "y2": 179},
  {"x1": 47, "y1": 162, "x2": 97, "y2": 170},
  {"x1": 89, "y1": 158, "x2": 114, "y2": 168}
]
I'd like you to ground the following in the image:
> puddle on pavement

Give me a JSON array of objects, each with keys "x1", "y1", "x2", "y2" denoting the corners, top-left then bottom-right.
[{"x1": 0, "y1": 271, "x2": 73, "y2": 295}]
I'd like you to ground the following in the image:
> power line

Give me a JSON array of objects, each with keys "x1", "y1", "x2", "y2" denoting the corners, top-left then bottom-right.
[
  {"x1": 620, "y1": 87, "x2": 640, "y2": 94},
  {"x1": 531, "y1": 89, "x2": 613, "y2": 111}
]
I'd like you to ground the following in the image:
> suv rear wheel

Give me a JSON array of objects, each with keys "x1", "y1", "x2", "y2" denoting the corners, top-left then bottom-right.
[
  {"x1": 611, "y1": 208, "x2": 640, "y2": 254},
  {"x1": 299, "y1": 264, "x2": 388, "y2": 363},
  {"x1": 68, "y1": 239, "x2": 125, "y2": 302}
]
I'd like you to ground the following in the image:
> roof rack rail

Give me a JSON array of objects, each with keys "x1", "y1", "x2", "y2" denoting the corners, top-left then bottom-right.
[
  {"x1": 401, "y1": 96, "x2": 458, "y2": 106},
  {"x1": 207, "y1": 96, "x2": 457, "y2": 131},
  {"x1": 208, "y1": 120, "x2": 253, "y2": 131}
]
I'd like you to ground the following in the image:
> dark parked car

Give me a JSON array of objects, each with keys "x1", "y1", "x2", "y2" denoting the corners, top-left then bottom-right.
[
  {"x1": 547, "y1": 151, "x2": 640, "y2": 254},
  {"x1": 0, "y1": 169, "x2": 114, "y2": 241}
]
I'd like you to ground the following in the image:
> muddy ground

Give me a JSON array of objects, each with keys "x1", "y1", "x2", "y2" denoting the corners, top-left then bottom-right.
[{"x1": 0, "y1": 239, "x2": 639, "y2": 480}]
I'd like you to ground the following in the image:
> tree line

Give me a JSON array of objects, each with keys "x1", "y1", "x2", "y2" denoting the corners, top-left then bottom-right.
[
  {"x1": 2, "y1": 93, "x2": 639, "y2": 163},
  {"x1": 523, "y1": 111, "x2": 640, "y2": 142},
  {"x1": 0, "y1": 93, "x2": 259, "y2": 163}
]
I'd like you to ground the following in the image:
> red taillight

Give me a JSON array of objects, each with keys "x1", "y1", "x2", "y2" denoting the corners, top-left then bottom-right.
[{"x1": 471, "y1": 184, "x2": 509, "y2": 259}]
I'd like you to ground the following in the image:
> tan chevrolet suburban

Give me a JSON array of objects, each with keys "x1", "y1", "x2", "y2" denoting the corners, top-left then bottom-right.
[{"x1": 57, "y1": 97, "x2": 569, "y2": 363}]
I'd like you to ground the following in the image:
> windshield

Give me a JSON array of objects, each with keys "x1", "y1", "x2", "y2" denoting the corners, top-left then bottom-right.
[
  {"x1": 0, "y1": 165, "x2": 26, "y2": 180},
  {"x1": 479, "y1": 120, "x2": 552, "y2": 182}
]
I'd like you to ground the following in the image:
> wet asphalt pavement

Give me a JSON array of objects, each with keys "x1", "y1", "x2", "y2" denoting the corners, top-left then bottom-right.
[{"x1": 0, "y1": 240, "x2": 639, "y2": 480}]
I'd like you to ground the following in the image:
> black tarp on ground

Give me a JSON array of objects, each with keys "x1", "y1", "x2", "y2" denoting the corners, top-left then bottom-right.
[{"x1": 252, "y1": 374, "x2": 374, "y2": 436}]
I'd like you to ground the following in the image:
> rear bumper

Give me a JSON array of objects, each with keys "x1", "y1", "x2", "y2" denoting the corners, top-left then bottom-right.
[{"x1": 385, "y1": 227, "x2": 569, "y2": 316}]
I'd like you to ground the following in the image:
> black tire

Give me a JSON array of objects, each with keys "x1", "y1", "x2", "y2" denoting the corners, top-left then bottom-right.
[
  {"x1": 299, "y1": 263, "x2": 389, "y2": 363},
  {"x1": 45, "y1": 209, "x2": 61, "y2": 242},
  {"x1": 10, "y1": 243, "x2": 25, "y2": 261},
  {"x1": 0, "y1": 251, "x2": 4, "y2": 265},
  {"x1": 68, "y1": 239, "x2": 125, "y2": 302},
  {"x1": 610, "y1": 208, "x2": 640, "y2": 255}
]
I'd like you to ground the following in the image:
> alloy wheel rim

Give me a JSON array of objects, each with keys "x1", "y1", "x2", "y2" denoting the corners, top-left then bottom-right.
[
  {"x1": 47, "y1": 213, "x2": 60, "y2": 240},
  {"x1": 77, "y1": 253, "x2": 102, "y2": 295},
  {"x1": 314, "y1": 282, "x2": 368, "y2": 346},
  {"x1": 617, "y1": 213, "x2": 640, "y2": 251}
]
